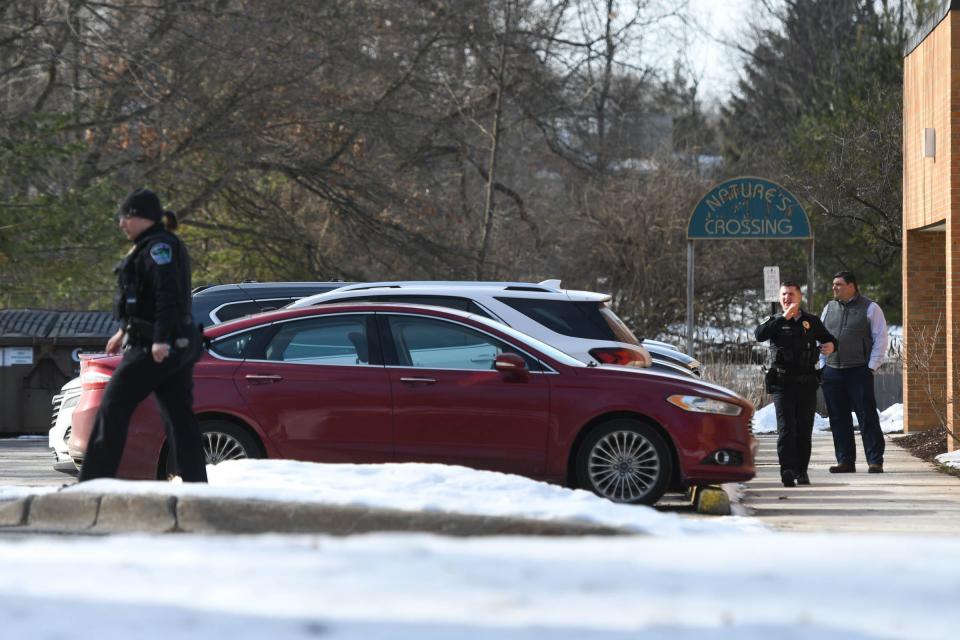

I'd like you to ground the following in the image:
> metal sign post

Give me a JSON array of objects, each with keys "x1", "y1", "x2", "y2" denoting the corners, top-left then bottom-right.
[
  {"x1": 686, "y1": 241, "x2": 695, "y2": 355},
  {"x1": 686, "y1": 177, "x2": 814, "y2": 357}
]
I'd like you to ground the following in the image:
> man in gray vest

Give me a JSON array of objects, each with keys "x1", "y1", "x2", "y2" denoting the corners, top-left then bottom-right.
[{"x1": 820, "y1": 271, "x2": 889, "y2": 473}]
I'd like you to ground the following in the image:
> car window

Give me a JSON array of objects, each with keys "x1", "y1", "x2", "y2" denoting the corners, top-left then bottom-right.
[
  {"x1": 265, "y1": 316, "x2": 370, "y2": 365},
  {"x1": 209, "y1": 327, "x2": 270, "y2": 359},
  {"x1": 494, "y1": 298, "x2": 640, "y2": 345},
  {"x1": 466, "y1": 301, "x2": 496, "y2": 319},
  {"x1": 386, "y1": 316, "x2": 541, "y2": 371},
  {"x1": 384, "y1": 295, "x2": 471, "y2": 312},
  {"x1": 213, "y1": 300, "x2": 263, "y2": 323},
  {"x1": 255, "y1": 298, "x2": 297, "y2": 313},
  {"x1": 314, "y1": 294, "x2": 497, "y2": 320}
]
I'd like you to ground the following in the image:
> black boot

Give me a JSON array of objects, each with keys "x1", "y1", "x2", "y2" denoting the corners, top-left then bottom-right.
[
  {"x1": 781, "y1": 470, "x2": 796, "y2": 487},
  {"x1": 796, "y1": 472, "x2": 810, "y2": 485}
]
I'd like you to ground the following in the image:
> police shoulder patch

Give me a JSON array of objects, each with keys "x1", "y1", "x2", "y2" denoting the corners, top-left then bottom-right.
[{"x1": 149, "y1": 242, "x2": 173, "y2": 265}]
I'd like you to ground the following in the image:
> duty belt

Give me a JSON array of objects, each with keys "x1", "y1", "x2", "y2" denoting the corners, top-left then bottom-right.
[
  {"x1": 784, "y1": 372, "x2": 819, "y2": 384},
  {"x1": 124, "y1": 315, "x2": 195, "y2": 346}
]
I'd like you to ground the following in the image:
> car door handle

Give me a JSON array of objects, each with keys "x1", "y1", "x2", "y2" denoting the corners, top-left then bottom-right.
[
  {"x1": 245, "y1": 374, "x2": 284, "y2": 384},
  {"x1": 400, "y1": 377, "x2": 437, "y2": 385}
]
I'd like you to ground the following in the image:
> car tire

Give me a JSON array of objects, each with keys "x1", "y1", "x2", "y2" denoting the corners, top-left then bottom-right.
[
  {"x1": 163, "y1": 420, "x2": 262, "y2": 478},
  {"x1": 575, "y1": 419, "x2": 672, "y2": 505}
]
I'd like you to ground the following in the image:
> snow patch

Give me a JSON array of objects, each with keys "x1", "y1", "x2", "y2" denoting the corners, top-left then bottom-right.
[
  {"x1": 753, "y1": 403, "x2": 903, "y2": 434},
  {"x1": 935, "y1": 450, "x2": 960, "y2": 470},
  {"x1": 55, "y1": 459, "x2": 766, "y2": 536}
]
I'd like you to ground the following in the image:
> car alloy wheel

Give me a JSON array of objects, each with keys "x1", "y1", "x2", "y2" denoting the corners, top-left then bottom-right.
[
  {"x1": 162, "y1": 420, "x2": 262, "y2": 478},
  {"x1": 203, "y1": 431, "x2": 249, "y2": 464},
  {"x1": 576, "y1": 420, "x2": 672, "y2": 505}
]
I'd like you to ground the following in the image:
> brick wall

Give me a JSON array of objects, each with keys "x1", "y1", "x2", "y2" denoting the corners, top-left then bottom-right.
[{"x1": 903, "y1": 230, "x2": 947, "y2": 433}]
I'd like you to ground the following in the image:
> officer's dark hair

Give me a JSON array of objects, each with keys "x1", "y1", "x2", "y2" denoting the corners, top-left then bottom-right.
[
  {"x1": 780, "y1": 281, "x2": 802, "y2": 293},
  {"x1": 833, "y1": 270, "x2": 858, "y2": 291},
  {"x1": 162, "y1": 210, "x2": 179, "y2": 231}
]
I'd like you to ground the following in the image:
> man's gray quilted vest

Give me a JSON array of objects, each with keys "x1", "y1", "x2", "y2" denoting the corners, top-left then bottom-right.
[{"x1": 822, "y1": 294, "x2": 873, "y2": 368}]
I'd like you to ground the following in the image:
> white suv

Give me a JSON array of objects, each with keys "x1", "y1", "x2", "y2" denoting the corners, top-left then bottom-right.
[
  {"x1": 289, "y1": 280, "x2": 698, "y2": 376},
  {"x1": 48, "y1": 376, "x2": 83, "y2": 472}
]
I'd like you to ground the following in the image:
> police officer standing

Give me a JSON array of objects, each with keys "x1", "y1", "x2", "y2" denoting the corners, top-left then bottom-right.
[
  {"x1": 755, "y1": 282, "x2": 837, "y2": 487},
  {"x1": 78, "y1": 188, "x2": 207, "y2": 483}
]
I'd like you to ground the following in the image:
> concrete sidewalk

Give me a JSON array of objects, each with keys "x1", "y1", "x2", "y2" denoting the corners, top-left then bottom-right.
[{"x1": 743, "y1": 432, "x2": 960, "y2": 534}]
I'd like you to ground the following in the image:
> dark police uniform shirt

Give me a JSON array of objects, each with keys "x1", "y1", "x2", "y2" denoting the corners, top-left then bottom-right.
[
  {"x1": 754, "y1": 310, "x2": 837, "y2": 377},
  {"x1": 114, "y1": 224, "x2": 192, "y2": 345}
]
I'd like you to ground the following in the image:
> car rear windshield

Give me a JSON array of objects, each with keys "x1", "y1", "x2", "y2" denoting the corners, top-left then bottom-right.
[{"x1": 494, "y1": 298, "x2": 640, "y2": 345}]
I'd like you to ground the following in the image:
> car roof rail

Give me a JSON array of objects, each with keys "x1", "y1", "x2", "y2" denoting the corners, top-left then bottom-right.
[
  {"x1": 503, "y1": 285, "x2": 553, "y2": 292},
  {"x1": 337, "y1": 279, "x2": 566, "y2": 292},
  {"x1": 341, "y1": 284, "x2": 403, "y2": 291}
]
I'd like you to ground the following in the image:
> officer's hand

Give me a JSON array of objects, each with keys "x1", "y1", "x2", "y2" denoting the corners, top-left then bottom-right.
[
  {"x1": 820, "y1": 342, "x2": 835, "y2": 355},
  {"x1": 105, "y1": 330, "x2": 124, "y2": 355},
  {"x1": 152, "y1": 342, "x2": 171, "y2": 363},
  {"x1": 783, "y1": 303, "x2": 800, "y2": 320}
]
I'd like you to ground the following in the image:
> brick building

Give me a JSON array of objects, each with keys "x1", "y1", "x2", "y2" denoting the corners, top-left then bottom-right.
[{"x1": 903, "y1": 1, "x2": 960, "y2": 451}]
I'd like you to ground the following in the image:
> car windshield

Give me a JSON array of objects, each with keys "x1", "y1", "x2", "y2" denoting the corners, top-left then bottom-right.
[{"x1": 494, "y1": 298, "x2": 640, "y2": 345}]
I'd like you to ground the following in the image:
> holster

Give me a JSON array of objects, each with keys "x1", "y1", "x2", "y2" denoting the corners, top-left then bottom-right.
[
  {"x1": 124, "y1": 318, "x2": 155, "y2": 347},
  {"x1": 764, "y1": 366, "x2": 785, "y2": 393}
]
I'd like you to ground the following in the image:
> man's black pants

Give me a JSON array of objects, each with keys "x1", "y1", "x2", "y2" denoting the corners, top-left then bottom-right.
[
  {"x1": 79, "y1": 332, "x2": 208, "y2": 483},
  {"x1": 771, "y1": 379, "x2": 819, "y2": 477}
]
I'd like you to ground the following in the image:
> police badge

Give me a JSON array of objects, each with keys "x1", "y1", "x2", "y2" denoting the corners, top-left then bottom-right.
[{"x1": 802, "y1": 320, "x2": 811, "y2": 330}]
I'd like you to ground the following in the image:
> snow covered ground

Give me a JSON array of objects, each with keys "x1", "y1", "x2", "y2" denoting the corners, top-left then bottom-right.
[
  {"x1": 936, "y1": 449, "x2": 960, "y2": 470},
  {"x1": 1, "y1": 531, "x2": 958, "y2": 639},
  {"x1": 753, "y1": 402, "x2": 904, "y2": 435},
  {"x1": 2, "y1": 398, "x2": 955, "y2": 640},
  {"x1": 2, "y1": 460, "x2": 764, "y2": 537}
]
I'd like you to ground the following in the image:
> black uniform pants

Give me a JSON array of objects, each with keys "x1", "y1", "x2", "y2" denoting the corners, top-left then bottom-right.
[
  {"x1": 771, "y1": 379, "x2": 818, "y2": 477},
  {"x1": 79, "y1": 330, "x2": 208, "y2": 483}
]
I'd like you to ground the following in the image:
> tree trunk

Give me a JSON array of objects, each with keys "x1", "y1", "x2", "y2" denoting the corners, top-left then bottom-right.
[{"x1": 476, "y1": 5, "x2": 511, "y2": 280}]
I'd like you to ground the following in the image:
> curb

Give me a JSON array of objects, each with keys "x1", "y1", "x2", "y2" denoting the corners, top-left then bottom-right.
[{"x1": 0, "y1": 493, "x2": 635, "y2": 537}]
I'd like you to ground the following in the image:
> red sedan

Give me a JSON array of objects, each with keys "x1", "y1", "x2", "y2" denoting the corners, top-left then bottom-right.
[{"x1": 70, "y1": 303, "x2": 755, "y2": 505}]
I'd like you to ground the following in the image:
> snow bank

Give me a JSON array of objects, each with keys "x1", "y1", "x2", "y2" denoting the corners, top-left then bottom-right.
[
  {"x1": 753, "y1": 403, "x2": 830, "y2": 434},
  {"x1": 935, "y1": 450, "x2": 960, "y2": 470},
  {"x1": 55, "y1": 459, "x2": 765, "y2": 536},
  {"x1": 753, "y1": 403, "x2": 903, "y2": 434}
]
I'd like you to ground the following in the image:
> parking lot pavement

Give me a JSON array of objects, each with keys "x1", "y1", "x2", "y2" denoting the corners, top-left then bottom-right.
[
  {"x1": 744, "y1": 432, "x2": 960, "y2": 534},
  {"x1": 0, "y1": 438, "x2": 75, "y2": 488}
]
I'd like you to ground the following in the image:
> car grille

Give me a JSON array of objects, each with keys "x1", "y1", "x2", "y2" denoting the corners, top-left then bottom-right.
[{"x1": 50, "y1": 392, "x2": 65, "y2": 427}]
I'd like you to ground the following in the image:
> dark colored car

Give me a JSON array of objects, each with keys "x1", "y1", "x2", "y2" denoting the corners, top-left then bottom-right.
[
  {"x1": 191, "y1": 281, "x2": 354, "y2": 325},
  {"x1": 70, "y1": 303, "x2": 755, "y2": 505}
]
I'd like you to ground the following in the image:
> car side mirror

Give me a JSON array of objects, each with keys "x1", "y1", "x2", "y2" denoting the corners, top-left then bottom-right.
[{"x1": 494, "y1": 353, "x2": 529, "y2": 381}]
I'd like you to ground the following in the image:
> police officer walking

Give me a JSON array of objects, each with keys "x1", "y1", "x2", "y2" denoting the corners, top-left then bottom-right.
[
  {"x1": 78, "y1": 188, "x2": 207, "y2": 483},
  {"x1": 755, "y1": 282, "x2": 837, "y2": 487}
]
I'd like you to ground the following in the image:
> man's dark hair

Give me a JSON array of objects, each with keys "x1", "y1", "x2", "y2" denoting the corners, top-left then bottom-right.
[
  {"x1": 833, "y1": 270, "x2": 858, "y2": 290},
  {"x1": 780, "y1": 281, "x2": 803, "y2": 292}
]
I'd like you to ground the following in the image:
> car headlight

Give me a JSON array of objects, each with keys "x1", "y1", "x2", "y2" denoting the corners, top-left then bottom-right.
[{"x1": 667, "y1": 394, "x2": 742, "y2": 416}]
